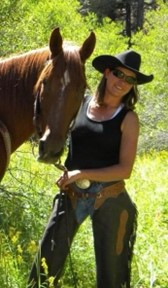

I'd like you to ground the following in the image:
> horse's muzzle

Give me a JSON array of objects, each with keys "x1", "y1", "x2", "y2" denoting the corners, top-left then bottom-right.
[
  {"x1": 37, "y1": 139, "x2": 64, "y2": 164},
  {"x1": 37, "y1": 151, "x2": 62, "y2": 164}
]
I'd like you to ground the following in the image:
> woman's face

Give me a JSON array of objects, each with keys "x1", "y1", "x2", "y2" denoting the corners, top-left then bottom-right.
[{"x1": 104, "y1": 66, "x2": 136, "y2": 100}]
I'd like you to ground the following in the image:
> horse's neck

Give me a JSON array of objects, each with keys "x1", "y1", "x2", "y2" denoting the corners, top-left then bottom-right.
[
  {"x1": 0, "y1": 48, "x2": 49, "y2": 86},
  {"x1": 0, "y1": 49, "x2": 49, "y2": 152}
]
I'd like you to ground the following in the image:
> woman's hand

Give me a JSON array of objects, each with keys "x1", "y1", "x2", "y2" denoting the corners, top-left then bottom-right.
[{"x1": 56, "y1": 169, "x2": 81, "y2": 190}]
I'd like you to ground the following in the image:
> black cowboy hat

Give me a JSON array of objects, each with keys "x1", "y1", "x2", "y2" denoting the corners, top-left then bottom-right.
[{"x1": 92, "y1": 50, "x2": 154, "y2": 85}]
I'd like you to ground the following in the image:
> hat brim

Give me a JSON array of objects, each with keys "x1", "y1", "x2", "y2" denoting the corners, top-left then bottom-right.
[{"x1": 92, "y1": 55, "x2": 154, "y2": 85}]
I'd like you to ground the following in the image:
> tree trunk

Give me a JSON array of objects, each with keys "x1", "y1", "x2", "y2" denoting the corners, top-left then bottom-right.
[
  {"x1": 136, "y1": 0, "x2": 144, "y2": 29},
  {"x1": 125, "y1": 1, "x2": 131, "y2": 37}
]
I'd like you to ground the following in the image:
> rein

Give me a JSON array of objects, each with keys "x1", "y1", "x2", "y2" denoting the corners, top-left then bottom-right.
[
  {"x1": 53, "y1": 162, "x2": 78, "y2": 288},
  {"x1": 34, "y1": 86, "x2": 78, "y2": 286},
  {"x1": 0, "y1": 120, "x2": 11, "y2": 170}
]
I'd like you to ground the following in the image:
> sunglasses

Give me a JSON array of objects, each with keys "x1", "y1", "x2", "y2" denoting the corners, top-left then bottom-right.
[{"x1": 112, "y1": 69, "x2": 137, "y2": 85}]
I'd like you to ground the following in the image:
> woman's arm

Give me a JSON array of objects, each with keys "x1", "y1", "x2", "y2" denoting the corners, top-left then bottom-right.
[{"x1": 57, "y1": 111, "x2": 139, "y2": 189}]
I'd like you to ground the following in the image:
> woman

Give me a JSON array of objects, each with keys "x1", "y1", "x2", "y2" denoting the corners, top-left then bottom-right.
[{"x1": 28, "y1": 50, "x2": 153, "y2": 288}]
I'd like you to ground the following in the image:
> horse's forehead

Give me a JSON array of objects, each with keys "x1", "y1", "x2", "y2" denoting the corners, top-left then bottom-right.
[
  {"x1": 47, "y1": 49, "x2": 83, "y2": 80},
  {"x1": 46, "y1": 46, "x2": 79, "y2": 70},
  {"x1": 38, "y1": 45, "x2": 86, "y2": 95}
]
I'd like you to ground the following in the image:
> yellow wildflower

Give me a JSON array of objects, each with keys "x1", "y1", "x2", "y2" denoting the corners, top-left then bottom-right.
[
  {"x1": 27, "y1": 240, "x2": 38, "y2": 254},
  {"x1": 17, "y1": 254, "x2": 23, "y2": 264},
  {"x1": 10, "y1": 230, "x2": 21, "y2": 244},
  {"x1": 41, "y1": 257, "x2": 48, "y2": 275},
  {"x1": 17, "y1": 244, "x2": 23, "y2": 254},
  {"x1": 48, "y1": 276, "x2": 55, "y2": 288}
]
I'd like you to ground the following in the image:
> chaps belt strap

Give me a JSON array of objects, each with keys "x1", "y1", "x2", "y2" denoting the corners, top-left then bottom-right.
[{"x1": 66, "y1": 181, "x2": 126, "y2": 210}]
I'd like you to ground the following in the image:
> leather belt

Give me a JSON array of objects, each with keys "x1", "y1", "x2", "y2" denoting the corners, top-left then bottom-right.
[{"x1": 66, "y1": 181, "x2": 126, "y2": 209}]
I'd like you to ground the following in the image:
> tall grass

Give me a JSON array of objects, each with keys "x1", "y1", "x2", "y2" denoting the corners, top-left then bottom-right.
[{"x1": 0, "y1": 143, "x2": 167, "y2": 287}]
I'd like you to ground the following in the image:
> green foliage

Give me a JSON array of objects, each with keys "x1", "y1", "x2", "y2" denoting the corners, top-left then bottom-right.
[
  {"x1": 131, "y1": 1, "x2": 168, "y2": 152},
  {"x1": 126, "y1": 150, "x2": 168, "y2": 287},
  {"x1": 0, "y1": 0, "x2": 87, "y2": 56},
  {"x1": 0, "y1": 0, "x2": 167, "y2": 150},
  {"x1": 0, "y1": 143, "x2": 60, "y2": 287},
  {"x1": 0, "y1": 144, "x2": 168, "y2": 287},
  {"x1": 0, "y1": 1, "x2": 168, "y2": 287}
]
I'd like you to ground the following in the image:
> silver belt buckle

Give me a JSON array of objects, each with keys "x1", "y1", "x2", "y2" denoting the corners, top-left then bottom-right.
[{"x1": 75, "y1": 179, "x2": 91, "y2": 189}]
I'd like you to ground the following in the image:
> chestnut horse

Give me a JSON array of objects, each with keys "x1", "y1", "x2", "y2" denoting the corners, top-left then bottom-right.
[{"x1": 0, "y1": 27, "x2": 96, "y2": 182}]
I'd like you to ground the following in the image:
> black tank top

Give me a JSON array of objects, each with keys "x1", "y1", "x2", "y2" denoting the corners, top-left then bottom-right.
[{"x1": 65, "y1": 96, "x2": 131, "y2": 170}]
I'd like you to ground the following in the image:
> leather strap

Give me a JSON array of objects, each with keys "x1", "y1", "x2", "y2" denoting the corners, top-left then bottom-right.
[
  {"x1": 66, "y1": 181, "x2": 126, "y2": 209},
  {"x1": 94, "y1": 181, "x2": 125, "y2": 209}
]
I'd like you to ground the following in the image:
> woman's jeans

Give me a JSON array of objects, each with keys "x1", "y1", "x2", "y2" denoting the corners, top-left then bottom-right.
[{"x1": 28, "y1": 187, "x2": 137, "y2": 288}]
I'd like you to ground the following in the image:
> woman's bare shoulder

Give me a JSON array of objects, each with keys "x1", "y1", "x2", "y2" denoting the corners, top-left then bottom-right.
[{"x1": 121, "y1": 110, "x2": 139, "y2": 132}]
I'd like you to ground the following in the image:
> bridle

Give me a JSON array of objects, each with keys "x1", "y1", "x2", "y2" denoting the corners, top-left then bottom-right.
[
  {"x1": 33, "y1": 86, "x2": 68, "y2": 170},
  {"x1": 33, "y1": 86, "x2": 43, "y2": 138},
  {"x1": 33, "y1": 79, "x2": 80, "y2": 170},
  {"x1": 33, "y1": 73, "x2": 80, "y2": 288},
  {"x1": 33, "y1": 56, "x2": 51, "y2": 138}
]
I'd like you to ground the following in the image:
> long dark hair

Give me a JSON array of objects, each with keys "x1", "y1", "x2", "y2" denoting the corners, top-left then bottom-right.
[{"x1": 94, "y1": 75, "x2": 139, "y2": 110}]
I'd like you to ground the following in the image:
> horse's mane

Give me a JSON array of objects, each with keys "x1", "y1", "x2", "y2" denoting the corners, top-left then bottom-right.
[
  {"x1": 0, "y1": 48, "x2": 49, "y2": 109},
  {"x1": 0, "y1": 47, "x2": 49, "y2": 74}
]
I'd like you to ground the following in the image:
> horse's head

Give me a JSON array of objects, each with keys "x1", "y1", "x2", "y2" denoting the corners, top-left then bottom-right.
[{"x1": 34, "y1": 27, "x2": 96, "y2": 164}]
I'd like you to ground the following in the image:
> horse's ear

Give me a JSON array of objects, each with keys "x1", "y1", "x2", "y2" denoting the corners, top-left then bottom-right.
[
  {"x1": 49, "y1": 27, "x2": 63, "y2": 59},
  {"x1": 79, "y1": 31, "x2": 96, "y2": 63}
]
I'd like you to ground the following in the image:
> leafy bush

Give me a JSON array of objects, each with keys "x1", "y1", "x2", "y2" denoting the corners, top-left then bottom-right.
[
  {"x1": 0, "y1": 144, "x2": 168, "y2": 287},
  {"x1": 1, "y1": 0, "x2": 167, "y2": 151},
  {"x1": 0, "y1": 1, "x2": 168, "y2": 286},
  {"x1": 131, "y1": 1, "x2": 168, "y2": 152}
]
